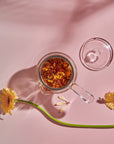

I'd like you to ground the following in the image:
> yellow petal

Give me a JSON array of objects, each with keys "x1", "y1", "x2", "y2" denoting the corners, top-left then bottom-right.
[
  {"x1": 58, "y1": 96, "x2": 69, "y2": 102},
  {"x1": 55, "y1": 102, "x2": 66, "y2": 106},
  {"x1": 59, "y1": 105, "x2": 67, "y2": 113},
  {"x1": 105, "y1": 103, "x2": 114, "y2": 110},
  {"x1": 105, "y1": 92, "x2": 114, "y2": 110}
]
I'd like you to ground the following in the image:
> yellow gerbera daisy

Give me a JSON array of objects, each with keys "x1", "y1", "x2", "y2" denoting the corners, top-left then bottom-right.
[
  {"x1": 0, "y1": 88, "x2": 18, "y2": 115},
  {"x1": 105, "y1": 92, "x2": 114, "y2": 110}
]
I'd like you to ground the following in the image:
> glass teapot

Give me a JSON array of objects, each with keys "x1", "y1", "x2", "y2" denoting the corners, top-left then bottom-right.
[{"x1": 36, "y1": 52, "x2": 94, "y2": 103}]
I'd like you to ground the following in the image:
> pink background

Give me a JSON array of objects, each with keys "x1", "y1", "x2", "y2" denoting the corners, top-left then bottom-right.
[{"x1": 0, "y1": 0, "x2": 114, "y2": 144}]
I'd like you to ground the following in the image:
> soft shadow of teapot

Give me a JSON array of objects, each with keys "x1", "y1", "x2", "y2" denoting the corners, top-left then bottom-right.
[{"x1": 8, "y1": 65, "x2": 65, "y2": 118}]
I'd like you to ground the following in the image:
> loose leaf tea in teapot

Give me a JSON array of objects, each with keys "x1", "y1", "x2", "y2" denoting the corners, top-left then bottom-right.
[{"x1": 40, "y1": 57, "x2": 72, "y2": 89}]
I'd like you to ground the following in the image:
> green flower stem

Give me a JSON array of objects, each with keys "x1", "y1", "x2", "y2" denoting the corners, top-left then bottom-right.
[{"x1": 15, "y1": 99, "x2": 114, "y2": 128}]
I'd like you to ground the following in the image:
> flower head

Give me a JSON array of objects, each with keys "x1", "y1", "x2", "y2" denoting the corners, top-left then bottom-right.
[
  {"x1": 0, "y1": 88, "x2": 18, "y2": 115},
  {"x1": 105, "y1": 92, "x2": 114, "y2": 110}
]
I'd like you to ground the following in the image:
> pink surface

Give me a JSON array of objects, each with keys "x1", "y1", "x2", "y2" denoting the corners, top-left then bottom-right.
[{"x1": 0, "y1": 0, "x2": 114, "y2": 144}]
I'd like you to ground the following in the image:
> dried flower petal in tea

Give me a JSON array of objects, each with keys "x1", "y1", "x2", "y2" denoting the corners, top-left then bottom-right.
[{"x1": 41, "y1": 57, "x2": 72, "y2": 89}]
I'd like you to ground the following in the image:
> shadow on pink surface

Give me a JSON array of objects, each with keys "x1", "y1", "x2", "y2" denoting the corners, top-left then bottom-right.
[
  {"x1": 7, "y1": 66, "x2": 65, "y2": 119},
  {"x1": 60, "y1": 0, "x2": 114, "y2": 44},
  {"x1": 0, "y1": 0, "x2": 113, "y2": 25},
  {"x1": 0, "y1": 0, "x2": 113, "y2": 47}
]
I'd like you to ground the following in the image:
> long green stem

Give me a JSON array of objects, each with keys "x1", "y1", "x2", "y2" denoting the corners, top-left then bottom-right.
[{"x1": 15, "y1": 99, "x2": 114, "y2": 128}]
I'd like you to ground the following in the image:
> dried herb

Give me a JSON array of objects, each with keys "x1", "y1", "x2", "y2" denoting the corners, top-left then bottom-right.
[{"x1": 41, "y1": 57, "x2": 72, "y2": 89}]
